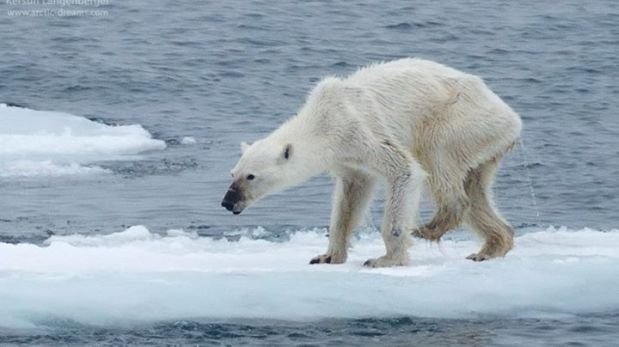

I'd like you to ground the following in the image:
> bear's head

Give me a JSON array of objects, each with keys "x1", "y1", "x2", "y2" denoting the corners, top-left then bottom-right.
[{"x1": 221, "y1": 140, "x2": 297, "y2": 215}]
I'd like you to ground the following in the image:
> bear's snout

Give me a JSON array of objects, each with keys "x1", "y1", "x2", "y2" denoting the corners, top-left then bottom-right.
[
  {"x1": 221, "y1": 185, "x2": 244, "y2": 214},
  {"x1": 221, "y1": 199, "x2": 235, "y2": 211}
]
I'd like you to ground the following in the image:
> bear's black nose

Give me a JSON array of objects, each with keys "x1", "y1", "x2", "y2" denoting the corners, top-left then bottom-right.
[{"x1": 221, "y1": 200, "x2": 234, "y2": 211}]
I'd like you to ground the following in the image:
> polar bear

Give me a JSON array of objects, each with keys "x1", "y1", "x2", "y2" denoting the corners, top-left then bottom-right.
[{"x1": 221, "y1": 58, "x2": 522, "y2": 267}]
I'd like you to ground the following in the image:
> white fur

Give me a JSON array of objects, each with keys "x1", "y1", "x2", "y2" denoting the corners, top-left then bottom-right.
[{"x1": 229, "y1": 58, "x2": 522, "y2": 267}]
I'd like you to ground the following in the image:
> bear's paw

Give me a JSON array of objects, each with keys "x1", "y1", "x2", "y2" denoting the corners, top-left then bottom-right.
[
  {"x1": 411, "y1": 225, "x2": 443, "y2": 241},
  {"x1": 309, "y1": 252, "x2": 346, "y2": 265},
  {"x1": 363, "y1": 255, "x2": 408, "y2": 268},
  {"x1": 466, "y1": 252, "x2": 492, "y2": 262}
]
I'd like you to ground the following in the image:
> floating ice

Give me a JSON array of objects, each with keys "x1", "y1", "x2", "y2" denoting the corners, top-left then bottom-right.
[
  {"x1": 0, "y1": 226, "x2": 618, "y2": 328},
  {"x1": 181, "y1": 136, "x2": 197, "y2": 145},
  {"x1": 0, "y1": 104, "x2": 165, "y2": 177},
  {"x1": 0, "y1": 160, "x2": 111, "y2": 178}
]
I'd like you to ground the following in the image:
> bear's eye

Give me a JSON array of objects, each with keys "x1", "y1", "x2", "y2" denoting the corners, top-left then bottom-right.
[{"x1": 246, "y1": 174, "x2": 255, "y2": 180}]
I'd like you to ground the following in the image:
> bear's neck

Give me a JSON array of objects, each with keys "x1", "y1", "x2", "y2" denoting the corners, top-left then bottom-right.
[{"x1": 269, "y1": 114, "x2": 333, "y2": 174}]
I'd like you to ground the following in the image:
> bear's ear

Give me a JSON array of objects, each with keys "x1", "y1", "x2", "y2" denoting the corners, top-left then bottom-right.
[
  {"x1": 282, "y1": 144, "x2": 293, "y2": 160},
  {"x1": 240, "y1": 141, "x2": 250, "y2": 154}
]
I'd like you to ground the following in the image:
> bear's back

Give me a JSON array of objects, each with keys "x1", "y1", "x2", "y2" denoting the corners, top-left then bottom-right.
[{"x1": 345, "y1": 58, "x2": 471, "y2": 87}]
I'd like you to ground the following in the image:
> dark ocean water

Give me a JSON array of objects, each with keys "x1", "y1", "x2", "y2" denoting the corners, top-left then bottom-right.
[
  {"x1": 1, "y1": 0, "x2": 618, "y2": 345},
  {"x1": 3, "y1": 314, "x2": 619, "y2": 346}
]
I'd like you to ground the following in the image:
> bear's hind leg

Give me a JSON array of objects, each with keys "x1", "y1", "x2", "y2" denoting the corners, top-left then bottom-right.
[
  {"x1": 413, "y1": 166, "x2": 470, "y2": 241},
  {"x1": 463, "y1": 157, "x2": 514, "y2": 261},
  {"x1": 310, "y1": 171, "x2": 375, "y2": 264}
]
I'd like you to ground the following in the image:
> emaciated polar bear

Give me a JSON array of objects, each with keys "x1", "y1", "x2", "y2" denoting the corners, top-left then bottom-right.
[{"x1": 221, "y1": 58, "x2": 522, "y2": 267}]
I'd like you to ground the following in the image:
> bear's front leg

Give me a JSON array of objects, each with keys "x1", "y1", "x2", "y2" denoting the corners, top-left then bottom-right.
[
  {"x1": 363, "y1": 226, "x2": 411, "y2": 267},
  {"x1": 310, "y1": 172, "x2": 375, "y2": 265},
  {"x1": 364, "y1": 161, "x2": 424, "y2": 268}
]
